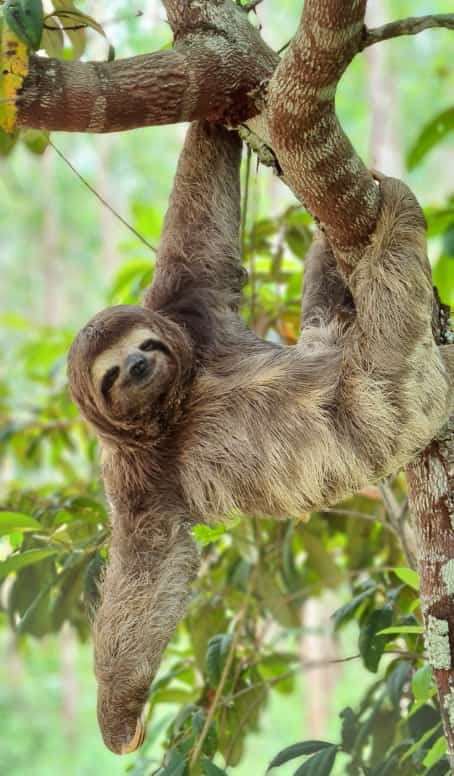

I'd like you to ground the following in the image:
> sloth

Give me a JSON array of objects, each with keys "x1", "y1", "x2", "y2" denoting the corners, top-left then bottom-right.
[{"x1": 67, "y1": 122, "x2": 453, "y2": 755}]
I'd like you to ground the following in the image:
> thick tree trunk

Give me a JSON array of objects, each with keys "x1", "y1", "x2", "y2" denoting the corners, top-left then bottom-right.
[
  {"x1": 407, "y1": 420, "x2": 454, "y2": 766},
  {"x1": 407, "y1": 300, "x2": 454, "y2": 769}
]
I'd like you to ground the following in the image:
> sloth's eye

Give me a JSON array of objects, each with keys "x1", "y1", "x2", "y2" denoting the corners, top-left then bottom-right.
[
  {"x1": 101, "y1": 366, "x2": 120, "y2": 398},
  {"x1": 140, "y1": 338, "x2": 159, "y2": 351},
  {"x1": 139, "y1": 338, "x2": 171, "y2": 356}
]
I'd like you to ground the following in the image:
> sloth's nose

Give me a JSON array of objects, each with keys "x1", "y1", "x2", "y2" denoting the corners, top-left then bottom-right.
[{"x1": 126, "y1": 353, "x2": 149, "y2": 380}]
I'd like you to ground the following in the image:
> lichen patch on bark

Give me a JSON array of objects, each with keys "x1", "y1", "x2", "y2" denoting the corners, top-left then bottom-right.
[
  {"x1": 427, "y1": 615, "x2": 452, "y2": 670},
  {"x1": 442, "y1": 560, "x2": 454, "y2": 596},
  {"x1": 445, "y1": 690, "x2": 454, "y2": 730}
]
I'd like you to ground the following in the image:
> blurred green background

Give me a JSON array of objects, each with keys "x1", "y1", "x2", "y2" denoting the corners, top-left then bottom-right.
[{"x1": 0, "y1": 1, "x2": 453, "y2": 775}]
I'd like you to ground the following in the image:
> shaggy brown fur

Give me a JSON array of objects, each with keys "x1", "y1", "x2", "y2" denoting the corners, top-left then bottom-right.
[{"x1": 67, "y1": 122, "x2": 453, "y2": 754}]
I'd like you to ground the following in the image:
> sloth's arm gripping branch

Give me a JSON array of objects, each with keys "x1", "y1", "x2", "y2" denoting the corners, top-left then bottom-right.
[
  {"x1": 94, "y1": 512, "x2": 199, "y2": 755},
  {"x1": 145, "y1": 121, "x2": 245, "y2": 312}
]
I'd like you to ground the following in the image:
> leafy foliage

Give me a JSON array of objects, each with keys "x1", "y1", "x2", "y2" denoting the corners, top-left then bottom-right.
[
  {"x1": 0, "y1": 0, "x2": 113, "y2": 154},
  {"x1": 1, "y1": 10, "x2": 454, "y2": 773},
  {"x1": 407, "y1": 107, "x2": 454, "y2": 171},
  {"x1": 1, "y1": 187, "x2": 451, "y2": 774}
]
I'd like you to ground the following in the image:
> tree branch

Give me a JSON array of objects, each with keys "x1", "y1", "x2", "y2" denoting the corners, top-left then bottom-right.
[
  {"x1": 362, "y1": 14, "x2": 454, "y2": 49},
  {"x1": 406, "y1": 300, "x2": 454, "y2": 772},
  {"x1": 16, "y1": 0, "x2": 277, "y2": 133},
  {"x1": 378, "y1": 482, "x2": 416, "y2": 567},
  {"x1": 267, "y1": 0, "x2": 380, "y2": 258}
]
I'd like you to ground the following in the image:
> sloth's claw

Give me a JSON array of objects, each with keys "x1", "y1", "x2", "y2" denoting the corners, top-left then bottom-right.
[{"x1": 120, "y1": 712, "x2": 147, "y2": 754}]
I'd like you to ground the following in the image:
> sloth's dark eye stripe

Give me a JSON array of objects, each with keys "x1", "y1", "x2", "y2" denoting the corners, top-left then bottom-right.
[
  {"x1": 101, "y1": 366, "x2": 120, "y2": 398},
  {"x1": 139, "y1": 338, "x2": 171, "y2": 356}
]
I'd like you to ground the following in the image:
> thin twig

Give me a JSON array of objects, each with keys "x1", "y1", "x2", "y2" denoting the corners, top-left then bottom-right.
[
  {"x1": 43, "y1": 9, "x2": 143, "y2": 31},
  {"x1": 378, "y1": 481, "x2": 416, "y2": 567},
  {"x1": 362, "y1": 14, "x2": 454, "y2": 49},
  {"x1": 378, "y1": 481, "x2": 401, "y2": 522},
  {"x1": 50, "y1": 141, "x2": 156, "y2": 253},
  {"x1": 277, "y1": 39, "x2": 291, "y2": 55},
  {"x1": 321, "y1": 506, "x2": 398, "y2": 535},
  {"x1": 189, "y1": 571, "x2": 257, "y2": 768},
  {"x1": 240, "y1": 145, "x2": 252, "y2": 262},
  {"x1": 225, "y1": 653, "x2": 362, "y2": 706}
]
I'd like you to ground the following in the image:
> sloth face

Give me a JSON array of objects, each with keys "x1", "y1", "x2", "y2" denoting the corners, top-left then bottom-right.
[
  {"x1": 91, "y1": 326, "x2": 177, "y2": 419},
  {"x1": 67, "y1": 305, "x2": 195, "y2": 438}
]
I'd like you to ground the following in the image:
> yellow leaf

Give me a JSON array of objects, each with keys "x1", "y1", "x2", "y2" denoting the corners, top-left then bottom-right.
[{"x1": 0, "y1": 19, "x2": 29, "y2": 133}]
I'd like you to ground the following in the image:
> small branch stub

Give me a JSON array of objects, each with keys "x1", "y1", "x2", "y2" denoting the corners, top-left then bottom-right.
[{"x1": 363, "y1": 13, "x2": 454, "y2": 49}]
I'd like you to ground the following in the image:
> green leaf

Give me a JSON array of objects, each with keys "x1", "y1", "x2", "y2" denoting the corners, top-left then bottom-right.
[
  {"x1": 256, "y1": 566, "x2": 300, "y2": 628},
  {"x1": 201, "y1": 759, "x2": 228, "y2": 775},
  {"x1": 217, "y1": 705, "x2": 244, "y2": 766},
  {"x1": 151, "y1": 688, "x2": 197, "y2": 705},
  {"x1": 359, "y1": 605, "x2": 393, "y2": 672},
  {"x1": 407, "y1": 107, "x2": 454, "y2": 170},
  {"x1": 187, "y1": 601, "x2": 229, "y2": 671},
  {"x1": 17, "y1": 584, "x2": 54, "y2": 635},
  {"x1": 433, "y1": 254, "x2": 454, "y2": 306},
  {"x1": 443, "y1": 224, "x2": 454, "y2": 256},
  {"x1": 22, "y1": 128, "x2": 49, "y2": 154},
  {"x1": 40, "y1": 13, "x2": 64, "y2": 57},
  {"x1": 4, "y1": 0, "x2": 44, "y2": 50},
  {"x1": 423, "y1": 736, "x2": 447, "y2": 769},
  {"x1": 0, "y1": 511, "x2": 42, "y2": 536},
  {"x1": 426, "y1": 761, "x2": 450, "y2": 776},
  {"x1": 158, "y1": 761, "x2": 186, "y2": 776},
  {"x1": 378, "y1": 626, "x2": 424, "y2": 635},
  {"x1": 205, "y1": 633, "x2": 233, "y2": 686},
  {"x1": 157, "y1": 748, "x2": 188, "y2": 776},
  {"x1": 285, "y1": 225, "x2": 310, "y2": 259},
  {"x1": 258, "y1": 654, "x2": 296, "y2": 695},
  {"x1": 52, "y1": 554, "x2": 87, "y2": 630},
  {"x1": 108, "y1": 259, "x2": 153, "y2": 304},
  {"x1": 392, "y1": 567, "x2": 420, "y2": 591},
  {"x1": 192, "y1": 523, "x2": 227, "y2": 547},
  {"x1": 339, "y1": 707, "x2": 358, "y2": 753},
  {"x1": 332, "y1": 585, "x2": 377, "y2": 631},
  {"x1": 387, "y1": 660, "x2": 411, "y2": 707},
  {"x1": 293, "y1": 746, "x2": 337, "y2": 776},
  {"x1": 298, "y1": 526, "x2": 342, "y2": 588},
  {"x1": 50, "y1": 0, "x2": 86, "y2": 59},
  {"x1": 0, "y1": 549, "x2": 57, "y2": 580},
  {"x1": 401, "y1": 721, "x2": 441, "y2": 762},
  {"x1": 267, "y1": 741, "x2": 334, "y2": 771},
  {"x1": 47, "y1": 8, "x2": 114, "y2": 60},
  {"x1": 0, "y1": 127, "x2": 19, "y2": 156},
  {"x1": 368, "y1": 754, "x2": 400, "y2": 776},
  {"x1": 412, "y1": 664, "x2": 435, "y2": 704},
  {"x1": 425, "y1": 206, "x2": 454, "y2": 238}
]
